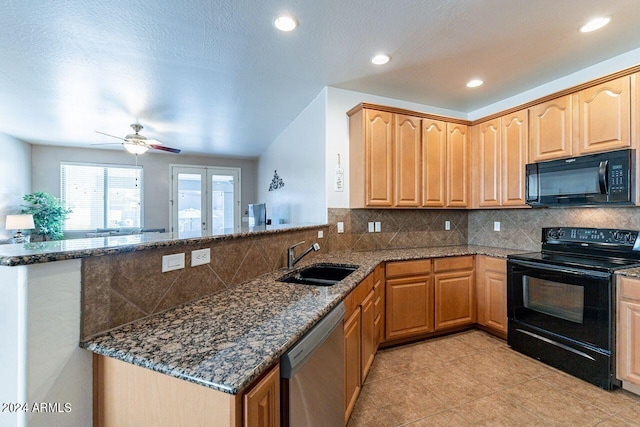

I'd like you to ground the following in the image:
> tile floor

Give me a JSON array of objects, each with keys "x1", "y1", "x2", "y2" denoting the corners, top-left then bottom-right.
[{"x1": 347, "y1": 330, "x2": 640, "y2": 426}]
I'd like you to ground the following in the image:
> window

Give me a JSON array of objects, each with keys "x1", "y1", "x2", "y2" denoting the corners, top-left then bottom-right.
[{"x1": 61, "y1": 163, "x2": 143, "y2": 231}]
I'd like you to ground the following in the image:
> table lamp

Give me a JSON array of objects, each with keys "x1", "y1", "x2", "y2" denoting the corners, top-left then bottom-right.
[{"x1": 6, "y1": 214, "x2": 35, "y2": 243}]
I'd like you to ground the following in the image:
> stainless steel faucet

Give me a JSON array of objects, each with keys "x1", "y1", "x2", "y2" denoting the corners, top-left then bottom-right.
[{"x1": 287, "y1": 241, "x2": 320, "y2": 269}]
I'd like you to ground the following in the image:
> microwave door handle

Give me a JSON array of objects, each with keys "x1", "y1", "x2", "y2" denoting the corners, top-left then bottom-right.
[{"x1": 598, "y1": 160, "x2": 609, "y2": 194}]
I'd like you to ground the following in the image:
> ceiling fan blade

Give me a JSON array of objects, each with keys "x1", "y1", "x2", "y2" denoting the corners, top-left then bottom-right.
[
  {"x1": 95, "y1": 130, "x2": 126, "y2": 141},
  {"x1": 147, "y1": 138, "x2": 164, "y2": 145},
  {"x1": 149, "y1": 144, "x2": 181, "y2": 154},
  {"x1": 91, "y1": 142, "x2": 123, "y2": 146}
]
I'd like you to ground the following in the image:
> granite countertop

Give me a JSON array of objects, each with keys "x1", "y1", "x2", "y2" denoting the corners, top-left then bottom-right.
[
  {"x1": 0, "y1": 223, "x2": 325, "y2": 266},
  {"x1": 81, "y1": 245, "x2": 522, "y2": 395},
  {"x1": 616, "y1": 267, "x2": 640, "y2": 278}
]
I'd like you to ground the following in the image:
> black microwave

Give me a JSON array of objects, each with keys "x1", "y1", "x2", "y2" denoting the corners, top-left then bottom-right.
[{"x1": 526, "y1": 149, "x2": 634, "y2": 207}]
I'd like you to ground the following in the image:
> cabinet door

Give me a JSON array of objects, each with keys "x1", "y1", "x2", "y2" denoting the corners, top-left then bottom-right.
[
  {"x1": 574, "y1": 76, "x2": 631, "y2": 155},
  {"x1": 476, "y1": 257, "x2": 507, "y2": 335},
  {"x1": 618, "y1": 300, "x2": 640, "y2": 386},
  {"x1": 395, "y1": 114, "x2": 421, "y2": 207},
  {"x1": 446, "y1": 123, "x2": 469, "y2": 207},
  {"x1": 244, "y1": 364, "x2": 280, "y2": 427},
  {"x1": 476, "y1": 119, "x2": 501, "y2": 207},
  {"x1": 373, "y1": 266, "x2": 385, "y2": 348},
  {"x1": 529, "y1": 95, "x2": 572, "y2": 161},
  {"x1": 360, "y1": 290, "x2": 376, "y2": 382},
  {"x1": 385, "y1": 275, "x2": 434, "y2": 340},
  {"x1": 422, "y1": 119, "x2": 447, "y2": 207},
  {"x1": 435, "y1": 271, "x2": 475, "y2": 330},
  {"x1": 364, "y1": 109, "x2": 394, "y2": 207},
  {"x1": 344, "y1": 308, "x2": 361, "y2": 422},
  {"x1": 502, "y1": 110, "x2": 528, "y2": 206}
]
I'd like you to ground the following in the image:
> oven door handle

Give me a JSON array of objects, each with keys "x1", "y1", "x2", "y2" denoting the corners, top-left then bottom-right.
[{"x1": 508, "y1": 259, "x2": 611, "y2": 280}]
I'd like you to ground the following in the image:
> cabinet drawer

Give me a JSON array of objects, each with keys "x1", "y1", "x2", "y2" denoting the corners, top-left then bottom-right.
[
  {"x1": 344, "y1": 273, "x2": 374, "y2": 319},
  {"x1": 434, "y1": 256, "x2": 474, "y2": 272},
  {"x1": 619, "y1": 276, "x2": 640, "y2": 301},
  {"x1": 481, "y1": 256, "x2": 506, "y2": 273},
  {"x1": 386, "y1": 259, "x2": 431, "y2": 278}
]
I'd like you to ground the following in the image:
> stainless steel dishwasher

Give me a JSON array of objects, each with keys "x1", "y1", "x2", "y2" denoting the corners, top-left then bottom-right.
[{"x1": 280, "y1": 302, "x2": 345, "y2": 427}]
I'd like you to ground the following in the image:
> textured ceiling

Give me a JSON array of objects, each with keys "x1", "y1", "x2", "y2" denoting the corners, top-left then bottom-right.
[{"x1": 2, "y1": 0, "x2": 640, "y2": 157}]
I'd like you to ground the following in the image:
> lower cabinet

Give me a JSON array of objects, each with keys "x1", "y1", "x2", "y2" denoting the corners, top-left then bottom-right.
[
  {"x1": 373, "y1": 264, "x2": 386, "y2": 348},
  {"x1": 434, "y1": 256, "x2": 475, "y2": 330},
  {"x1": 343, "y1": 270, "x2": 377, "y2": 423},
  {"x1": 475, "y1": 256, "x2": 507, "y2": 337},
  {"x1": 243, "y1": 365, "x2": 280, "y2": 427},
  {"x1": 93, "y1": 354, "x2": 279, "y2": 427},
  {"x1": 385, "y1": 259, "x2": 433, "y2": 340},
  {"x1": 617, "y1": 276, "x2": 640, "y2": 395}
]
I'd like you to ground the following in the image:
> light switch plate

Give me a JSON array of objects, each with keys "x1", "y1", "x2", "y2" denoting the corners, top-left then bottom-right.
[
  {"x1": 317, "y1": 230, "x2": 324, "y2": 239},
  {"x1": 337, "y1": 222, "x2": 344, "y2": 233},
  {"x1": 494, "y1": 221, "x2": 501, "y2": 231},
  {"x1": 162, "y1": 253, "x2": 185, "y2": 272},
  {"x1": 374, "y1": 222, "x2": 381, "y2": 232},
  {"x1": 191, "y1": 248, "x2": 211, "y2": 267},
  {"x1": 445, "y1": 220, "x2": 451, "y2": 231},
  {"x1": 368, "y1": 222, "x2": 375, "y2": 233}
]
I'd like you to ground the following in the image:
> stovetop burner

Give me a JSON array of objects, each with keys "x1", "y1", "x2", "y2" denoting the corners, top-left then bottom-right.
[{"x1": 508, "y1": 227, "x2": 640, "y2": 272}]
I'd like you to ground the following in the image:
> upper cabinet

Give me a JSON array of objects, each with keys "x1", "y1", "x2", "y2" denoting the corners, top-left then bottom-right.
[
  {"x1": 395, "y1": 114, "x2": 422, "y2": 207},
  {"x1": 446, "y1": 123, "x2": 469, "y2": 207},
  {"x1": 471, "y1": 110, "x2": 528, "y2": 208},
  {"x1": 529, "y1": 95, "x2": 573, "y2": 162},
  {"x1": 529, "y1": 75, "x2": 633, "y2": 162},
  {"x1": 348, "y1": 105, "x2": 469, "y2": 209},
  {"x1": 573, "y1": 76, "x2": 631, "y2": 155},
  {"x1": 422, "y1": 119, "x2": 447, "y2": 207}
]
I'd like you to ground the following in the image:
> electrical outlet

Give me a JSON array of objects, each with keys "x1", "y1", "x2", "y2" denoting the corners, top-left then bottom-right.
[
  {"x1": 374, "y1": 222, "x2": 381, "y2": 232},
  {"x1": 368, "y1": 222, "x2": 375, "y2": 233},
  {"x1": 445, "y1": 220, "x2": 451, "y2": 231},
  {"x1": 162, "y1": 253, "x2": 185, "y2": 272},
  {"x1": 317, "y1": 230, "x2": 324, "y2": 239},
  {"x1": 494, "y1": 221, "x2": 501, "y2": 231},
  {"x1": 337, "y1": 222, "x2": 344, "y2": 233},
  {"x1": 191, "y1": 248, "x2": 211, "y2": 267}
]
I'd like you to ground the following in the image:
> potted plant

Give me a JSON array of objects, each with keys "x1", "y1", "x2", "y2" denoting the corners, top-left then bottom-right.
[{"x1": 21, "y1": 192, "x2": 72, "y2": 241}]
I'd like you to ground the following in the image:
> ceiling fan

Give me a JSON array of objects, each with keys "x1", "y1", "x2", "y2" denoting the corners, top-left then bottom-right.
[{"x1": 95, "y1": 124, "x2": 181, "y2": 154}]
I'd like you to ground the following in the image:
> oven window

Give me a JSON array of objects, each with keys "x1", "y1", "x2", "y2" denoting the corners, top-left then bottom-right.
[{"x1": 523, "y1": 276, "x2": 584, "y2": 323}]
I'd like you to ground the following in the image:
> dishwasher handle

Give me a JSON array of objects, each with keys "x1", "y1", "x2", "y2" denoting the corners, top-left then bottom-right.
[{"x1": 280, "y1": 302, "x2": 345, "y2": 378}]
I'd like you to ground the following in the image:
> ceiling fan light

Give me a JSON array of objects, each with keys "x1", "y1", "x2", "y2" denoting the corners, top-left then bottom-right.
[{"x1": 123, "y1": 143, "x2": 149, "y2": 155}]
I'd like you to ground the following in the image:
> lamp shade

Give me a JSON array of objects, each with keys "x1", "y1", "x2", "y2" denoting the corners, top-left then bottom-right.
[
  {"x1": 6, "y1": 214, "x2": 35, "y2": 230},
  {"x1": 123, "y1": 142, "x2": 149, "y2": 155}
]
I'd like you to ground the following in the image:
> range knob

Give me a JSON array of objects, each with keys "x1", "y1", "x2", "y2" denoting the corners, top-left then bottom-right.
[{"x1": 547, "y1": 228, "x2": 561, "y2": 240}]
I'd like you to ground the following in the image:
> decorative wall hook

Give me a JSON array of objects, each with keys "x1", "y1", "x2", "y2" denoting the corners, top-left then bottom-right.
[{"x1": 268, "y1": 170, "x2": 285, "y2": 191}]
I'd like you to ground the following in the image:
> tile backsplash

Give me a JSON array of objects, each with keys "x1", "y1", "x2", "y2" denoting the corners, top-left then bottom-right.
[
  {"x1": 468, "y1": 207, "x2": 640, "y2": 252},
  {"x1": 327, "y1": 208, "x2": 468, "y2": 251}
]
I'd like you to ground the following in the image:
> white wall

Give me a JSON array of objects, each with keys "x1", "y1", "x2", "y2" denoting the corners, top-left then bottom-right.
[
  {"x1": 0, "y1": 134, "x2": 31, "y2": 241},
  {"x1": 325, "y1": 87, "x2": 466, "y2": 208},
  {"x1": 469, "y1": 47, "x2": 640, "y2": 120},
  {"x1": 257, "y1": 89, "x2": 328, "y2": 225},
  {"x1": 31, "y1": 145, "x2": 258, "y2": 234}
]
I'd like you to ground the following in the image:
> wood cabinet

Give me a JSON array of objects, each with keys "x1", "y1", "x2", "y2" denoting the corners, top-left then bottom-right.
[
  {"x1": 529, "y1": 95, "x2": 573, "y2": 162},
  {"x1": 344, "y1": 307, "x2": 361, "y2": 422},
  {"x1": 446, "y1": 123, "x2": 469, "y2": 207},
  {"x1": 434, "y1": 256, "x2": 476, "y2": 330},
  {"x1": 395, "y1": 114, "x2": 422, "y2": 207},
  {"x1": 573, "y1": 76, "x2": 631, "y2": 155},
  {"x1": 472, "y1": 110, "x2": 528, "y2": 208},
  {"x1": 373, "y1": 264, "x2": 386, "y2": 348},
  {"x1": 343, "y1": 270, "x2": 378, "y2": 423},
  {"x1": 422, "y1": 118, "x2": 447, "y2": 207},
  {"x1": 476, "y1": 256, "x2": 507, "y2": 338},
  {"x1": 95, "y1": 353, "x2": 282, "y2": 427},
  {"x1": 385, "y1": 259, "x2": 433, "y2": 340},
  {"x1": 349, "y1": 108, "x2": 394, "y2": 207},
  {"x1": 244, "y1": 365, "x2": 280, "y2": 427},
  {"x1": 617, "y1": 276, "x2": 640, "y2": 395}
]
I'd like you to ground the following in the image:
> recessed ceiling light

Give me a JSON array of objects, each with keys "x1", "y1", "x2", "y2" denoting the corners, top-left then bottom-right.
[
  {"x1": 371, "y1": 54, "x2": 391, "y2": 65},
  {"x1": 466, "y1": 79, "x2": 484, "y2": 88},
  {"x1": 579, "y1": 17, "x2": 611, "y2": 33},
  {"x1": 274, "y1": 16, "x2": 297, "y2": 32}
]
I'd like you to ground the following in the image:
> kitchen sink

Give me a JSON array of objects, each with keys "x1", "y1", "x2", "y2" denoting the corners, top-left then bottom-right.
[{"x1": 278, "y1": 263, "x2": 358, "y2": 286}]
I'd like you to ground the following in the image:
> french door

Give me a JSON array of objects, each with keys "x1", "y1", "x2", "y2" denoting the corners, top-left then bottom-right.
[{"x1": 170, "y1": 166, "x2": 241, "y2": 238}]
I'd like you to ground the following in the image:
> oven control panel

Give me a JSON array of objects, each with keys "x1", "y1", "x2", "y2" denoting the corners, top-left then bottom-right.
[{"x1": 544, "y1": 227, "x2": 639, "y2": 246}]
